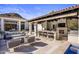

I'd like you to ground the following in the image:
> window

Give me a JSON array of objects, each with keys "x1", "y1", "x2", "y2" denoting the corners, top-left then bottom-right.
[{"x1": 58, "y1": 23, "x2": 65, "y2": 27}]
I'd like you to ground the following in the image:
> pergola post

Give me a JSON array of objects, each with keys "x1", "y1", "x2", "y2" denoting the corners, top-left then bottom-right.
[
  {"x1": 18, "y1": 21, "x2": 21, "y2": 31},
  {"x1": 34, "y1": 22, "x2": 37, "y2": 36},
  {"x1": 1, "y1": 18, "x2": 4, "y2": 31},
  {"x1": 29, "y1": 22, "x2": 32, "y2": 35},
  {"x1": 45, "y1": 20, "x2": 47, "y2": 30},
  {"x1": 54, "y1": 32, "x2": 56, "y2": 41}
]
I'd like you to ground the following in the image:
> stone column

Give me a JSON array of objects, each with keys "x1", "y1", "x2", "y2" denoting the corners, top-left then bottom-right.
[
  {"x1": 1, "y1": 18, "x2": 4, "y2": 31},
  {"x1": 45, "y1": 20, "x2": 47, "y2": 30},
  {"x1": 54, "y1": 32, "x2": 56, "y2": 41},
  {"x1": 29, "y1": 22, "x2": 32, "y2": 35},
  {"x1": 34, "y1": 22, "x2": 37, "y2": 36},
  {"x1": 18, "y1": 21, "x2": 21, "y2": 31}
]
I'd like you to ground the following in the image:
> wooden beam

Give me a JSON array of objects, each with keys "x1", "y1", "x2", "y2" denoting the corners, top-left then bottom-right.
[{"x1": 31, "y1": 12, "x2": 77, "y2": 23}]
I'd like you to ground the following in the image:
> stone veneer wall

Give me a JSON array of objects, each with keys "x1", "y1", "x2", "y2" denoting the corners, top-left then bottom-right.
[{"x1": 56, "y1": 18, "x2": 67, "y2": 40}]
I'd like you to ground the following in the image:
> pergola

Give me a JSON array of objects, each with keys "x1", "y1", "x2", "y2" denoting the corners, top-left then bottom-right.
[
  {"x1": 28, "y1": 5, "x2": 79, "y2": 40},
  {"x1": 0, "y1": 13, "x2": 27, "y2": 31}
]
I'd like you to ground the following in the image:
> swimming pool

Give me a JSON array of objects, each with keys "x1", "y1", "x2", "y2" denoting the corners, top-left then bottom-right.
[{"x1": 64, "y1": 45, "x2": 77, "y2": 54}]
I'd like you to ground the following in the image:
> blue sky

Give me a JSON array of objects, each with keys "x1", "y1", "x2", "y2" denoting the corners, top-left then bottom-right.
[{"x1": 0, "y1": 4, "x2": 76, "y2": 20}]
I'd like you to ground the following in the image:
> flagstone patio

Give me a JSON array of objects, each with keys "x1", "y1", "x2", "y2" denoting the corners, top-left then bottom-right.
[{"x1": 7, "y1": 37, "x2": 69, "y2": 54}]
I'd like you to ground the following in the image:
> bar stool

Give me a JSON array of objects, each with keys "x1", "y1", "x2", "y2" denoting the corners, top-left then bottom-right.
[
  {"x1": 48, "y1": 33, "x2": 54, "y2": 39},
  {"x1": 43, "y1": 32, "x2": 47, "y2": 37}
]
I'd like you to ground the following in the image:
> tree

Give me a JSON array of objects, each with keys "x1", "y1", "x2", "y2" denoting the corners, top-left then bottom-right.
[{"x1": 67, "y1": 19, "x2": 78, "y2": 30}]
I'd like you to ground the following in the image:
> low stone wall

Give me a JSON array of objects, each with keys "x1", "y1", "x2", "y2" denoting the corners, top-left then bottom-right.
[
  {"x1": 7, "y1": 39, "x2": 24, "y2": 48},
  {"x1": 68, "y1": 30, "x2": 78, "y2": 44}
]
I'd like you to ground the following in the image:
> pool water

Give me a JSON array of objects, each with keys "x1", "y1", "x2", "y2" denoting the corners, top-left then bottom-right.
[{"x1": 64, "y1": 45, "x2": 77, "y2": 54}]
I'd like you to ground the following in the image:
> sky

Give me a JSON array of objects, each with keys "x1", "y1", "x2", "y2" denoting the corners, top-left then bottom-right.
[{"x1": 0, "y1": 4, "x2": 76, "y2": 20}]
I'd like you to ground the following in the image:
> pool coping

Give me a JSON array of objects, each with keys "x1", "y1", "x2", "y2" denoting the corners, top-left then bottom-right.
[{"x1": 51, "y1": 42, "x2": 70, "y2": 54}]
